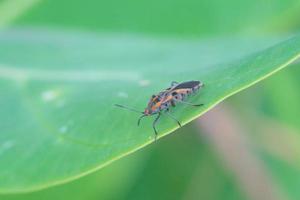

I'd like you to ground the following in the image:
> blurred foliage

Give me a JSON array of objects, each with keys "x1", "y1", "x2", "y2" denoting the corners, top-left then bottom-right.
[
  {"x1": 0, "y1": 0, "x2": 300, "y2": 199},
  {"x1": 12, "y1": 0, "x2": 300, "y2": 36},
  {"x1": 230, "y1": 63, "x2": 300, "y2": 200}
]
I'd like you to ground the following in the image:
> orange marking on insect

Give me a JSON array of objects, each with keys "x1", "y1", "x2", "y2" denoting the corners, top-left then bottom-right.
[
  {"x1": 161, "y1": 95, "x2": 173, "y2": 104},
  {"x1": 173, "y1": 88, "x2": 190, "y2": 94},
  {"x1": 152, "y1": 101, "x2": 162, "y2": 110}
]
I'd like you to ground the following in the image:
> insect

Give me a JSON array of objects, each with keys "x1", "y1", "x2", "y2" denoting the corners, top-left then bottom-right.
[{"x1": 115, "y1": 80, "x2": 204, "y2": 141}]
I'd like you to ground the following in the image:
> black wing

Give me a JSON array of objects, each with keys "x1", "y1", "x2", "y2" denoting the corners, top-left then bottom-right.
[{"x1": 173, "y1": 81, "x2": 200, "y2": 90}]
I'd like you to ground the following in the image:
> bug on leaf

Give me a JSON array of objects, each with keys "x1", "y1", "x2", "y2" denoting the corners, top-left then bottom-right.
[{"x1": 115, "y1": 80, "x2": 204, "y2": 141}]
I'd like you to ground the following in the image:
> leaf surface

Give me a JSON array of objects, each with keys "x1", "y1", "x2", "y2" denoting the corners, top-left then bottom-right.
[{"x1": 0, "y1": 29, "x2": 300, "y2": 192}]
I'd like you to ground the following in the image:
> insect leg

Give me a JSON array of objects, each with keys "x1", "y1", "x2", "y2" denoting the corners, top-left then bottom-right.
[
  {"x1": 174, "y1": 99, "x2": 203, "y2": 107},
  {"x1": 165, "y1": 110, "x2": 181, "y2": 127},
  {"x1": 137, "y1": 114, "x2": 147, "y2": 126},
  {"x1": 152, "y1": 113, "x2": 161, "y2": 141},
  {"x1": 171, "y1": 100, "x2": 176, "y2": 107}
]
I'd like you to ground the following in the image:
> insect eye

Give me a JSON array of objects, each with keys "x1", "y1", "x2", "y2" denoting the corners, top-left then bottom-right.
[
  {"x1": 152, "y1": 95, "x2": 156, "y2": 98},
  {"x1": 172, "y1": 92, "x2": 178, "y2": 96},
  {"x1": 154, "y1": 98, "x2": 160, "y2": 103}
]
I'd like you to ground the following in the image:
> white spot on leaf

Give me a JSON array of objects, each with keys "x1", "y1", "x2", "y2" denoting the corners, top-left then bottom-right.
[
  {"x1": 139, "y1": 79, "x2": 150, "y2": 87},
  {"x1": 2, "y1": 140, "x2": 14, "y2": 149},
  {"x1": 59, "y1": 125, "x2": 68, "y2": 134},
  {"x1": 41, "y1": 90, "x2": 59, "y2": 102},
  {"x1": 0, "y1": 140, "x2": 15, "y2": 155},
  {"x1": 117, "y1": 91, "x2": 129, "y2": 98}
]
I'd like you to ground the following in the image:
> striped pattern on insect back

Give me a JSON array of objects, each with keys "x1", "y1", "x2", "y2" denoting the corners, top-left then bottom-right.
[{"x1": 147, "y1": 80, "x2": 203, "y2": 114}]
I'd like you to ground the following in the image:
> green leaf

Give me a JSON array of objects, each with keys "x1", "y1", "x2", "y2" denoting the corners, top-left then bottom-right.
[
  {"x1": 0, "y1": 28, "x2": 300, "y2": 193},
  {"x1": 0, "y1": 125, "x2": 246, "y2": 200}
]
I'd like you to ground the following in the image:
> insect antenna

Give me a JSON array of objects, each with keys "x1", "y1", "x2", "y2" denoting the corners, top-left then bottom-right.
[
  {"x1": 114, "y1": 104, "x2": 144, "y2": 114},
  {"x1": 137, "y1": 114, "x2": 147, "y2": 126}
]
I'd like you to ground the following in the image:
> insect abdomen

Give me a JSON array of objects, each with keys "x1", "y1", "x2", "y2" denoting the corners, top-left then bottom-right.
[
  {"x1": 170, "y1": 82, "x2": 202, "y2": 105},
  {"x1": 159, "y1": 101, "x2": 171, "y2": 110}
]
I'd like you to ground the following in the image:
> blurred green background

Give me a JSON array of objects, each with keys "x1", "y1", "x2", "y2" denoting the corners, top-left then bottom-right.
[{"x1": 1, "y1": 0, "x2": 300, "y2": 199}]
